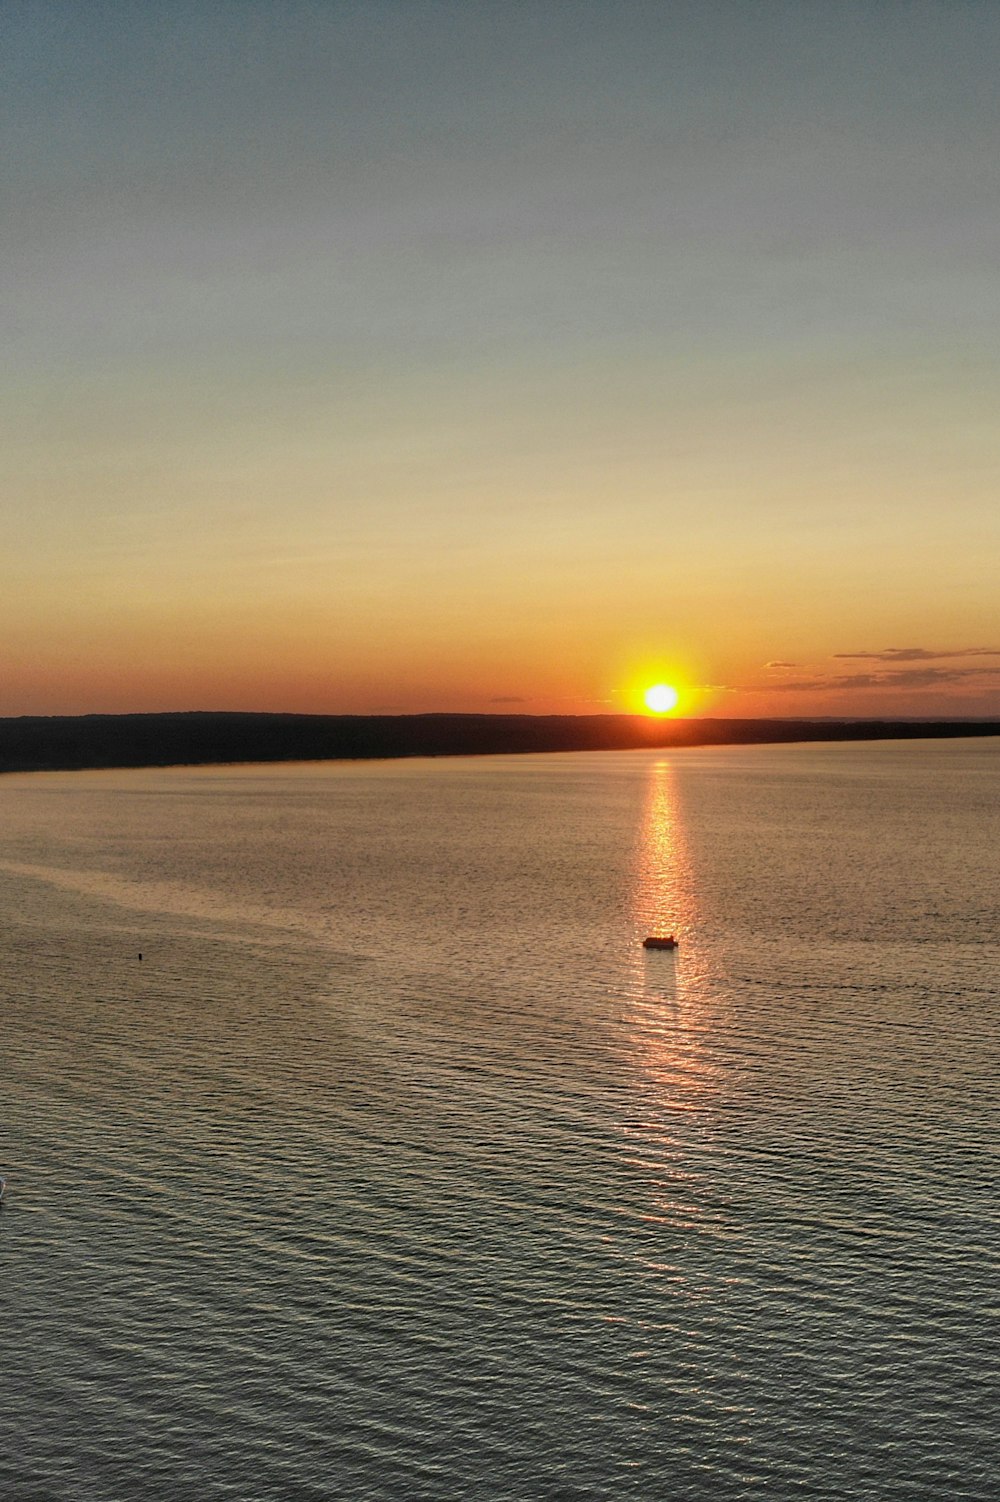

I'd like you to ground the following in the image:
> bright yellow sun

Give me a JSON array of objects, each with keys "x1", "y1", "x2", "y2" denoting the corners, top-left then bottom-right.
[{"x1": 644, "y1": 683, "x2": 680, "y2": 715}]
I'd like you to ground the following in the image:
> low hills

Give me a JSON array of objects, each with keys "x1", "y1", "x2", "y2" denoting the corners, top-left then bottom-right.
[{"x1": 1, "y1": 711, "x2": 997, "y2": 774}]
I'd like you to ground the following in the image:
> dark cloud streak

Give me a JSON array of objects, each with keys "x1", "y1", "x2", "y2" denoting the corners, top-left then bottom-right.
[
  {"x1": 834, "y1": 647, "x2": 1000, "y2": 663},
  {"x1": 766, "y1": 666, "x2": 1000, "y2": 692}
]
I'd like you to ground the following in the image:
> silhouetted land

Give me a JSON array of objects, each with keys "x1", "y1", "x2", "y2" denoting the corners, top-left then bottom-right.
[{"x1": 1, "y1": 712, "x2": 998, "y2": 774}]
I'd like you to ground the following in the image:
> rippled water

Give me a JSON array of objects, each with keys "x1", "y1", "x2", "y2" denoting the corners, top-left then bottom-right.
[{"x1": 1, "y1": 740, "x2": 997, "y2": 1500}]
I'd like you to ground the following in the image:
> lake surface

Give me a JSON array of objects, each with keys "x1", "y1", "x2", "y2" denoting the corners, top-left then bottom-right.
[{"x1": 1, "y1": 740, "x2": 997, "y2": 1500}]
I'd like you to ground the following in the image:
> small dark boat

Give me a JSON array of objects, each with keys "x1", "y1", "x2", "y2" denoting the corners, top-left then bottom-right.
[{"x1": 643, "y1": 935, "x2": 678, "y2": 950}]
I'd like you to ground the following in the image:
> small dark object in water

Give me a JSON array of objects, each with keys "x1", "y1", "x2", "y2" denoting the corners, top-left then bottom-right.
[
  {"x1": 643, "y1": 935, "x2": 678, "y2": 950},
  {"x1": 138, "y1": 953, "x2": 142, "y2": 961}
]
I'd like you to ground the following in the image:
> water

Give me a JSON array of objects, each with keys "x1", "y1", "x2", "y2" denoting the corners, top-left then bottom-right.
[{"x1": 0, "y1": 740, "x2": 997, "y2": 1500}]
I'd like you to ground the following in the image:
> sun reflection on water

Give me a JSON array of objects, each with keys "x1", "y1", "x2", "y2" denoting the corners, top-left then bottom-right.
[
  {"x1": 620, "y1": 758, "x2": 723, "y2": 1238},
  {"x1": 633, "y1": 759, "x2": 694, "y2": 973}
]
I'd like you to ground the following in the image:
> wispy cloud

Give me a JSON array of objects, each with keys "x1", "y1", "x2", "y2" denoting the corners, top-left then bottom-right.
[
  {"x1": 490, "y1": 695, "x2": 528, "y2": 704},
  {"x1": 833, "y1": 647, "x2": 1000, "y2": 663},
  {"x1": 766, "y1": 666, "x2": 1000, "y2": 692},
  {"x1": 743, "y1": 645, "x2": 1000, "y2": 696}
]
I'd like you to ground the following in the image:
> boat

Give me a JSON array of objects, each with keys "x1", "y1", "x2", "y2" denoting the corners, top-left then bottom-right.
[{"x1": 643, "y1": 935, "x2": 678, "y2": 950}]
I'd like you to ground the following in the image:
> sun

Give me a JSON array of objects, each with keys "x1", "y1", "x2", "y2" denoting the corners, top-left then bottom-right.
[{"x1": 643, "y1": 683, "x2": 680, "y2": 715}]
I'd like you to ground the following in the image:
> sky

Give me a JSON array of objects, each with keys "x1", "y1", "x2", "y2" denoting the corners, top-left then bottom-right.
[{"x1": 3, "y1": 0, "x2": 999, "y2": 720}]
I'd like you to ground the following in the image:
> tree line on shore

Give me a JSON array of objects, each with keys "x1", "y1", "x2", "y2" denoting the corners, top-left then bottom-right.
[{"x1": 1, "y1": 711, "x2": 997, "y2": 774}]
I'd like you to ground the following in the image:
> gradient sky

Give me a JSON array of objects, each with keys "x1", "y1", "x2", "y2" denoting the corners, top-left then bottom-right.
[{"x1": 4, "y1": 0, "x2": 999, "y2": 719}]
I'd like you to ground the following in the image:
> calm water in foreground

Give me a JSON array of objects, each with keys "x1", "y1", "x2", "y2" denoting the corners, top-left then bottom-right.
[{"x1": 0, "y1": 740, "x2": 997, "y2": 1501}]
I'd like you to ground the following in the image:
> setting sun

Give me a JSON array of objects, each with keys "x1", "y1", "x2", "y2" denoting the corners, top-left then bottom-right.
[{"x1": 643, "y1": 683, "x2": 680, "y2": 715}]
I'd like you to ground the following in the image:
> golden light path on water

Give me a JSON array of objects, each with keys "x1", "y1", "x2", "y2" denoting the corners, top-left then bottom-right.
[{"x1": 621, "y1": 759, "x2": 726, "y2": 1254}]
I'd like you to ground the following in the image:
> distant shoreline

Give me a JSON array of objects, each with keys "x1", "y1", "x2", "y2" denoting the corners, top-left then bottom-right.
[{"x1": 1, "y1": 711, "x2": 998, "y2": 775}]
